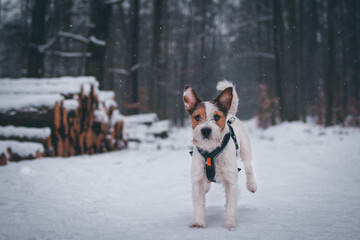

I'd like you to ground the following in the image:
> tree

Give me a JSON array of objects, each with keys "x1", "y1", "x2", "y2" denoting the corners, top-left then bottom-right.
[
  {"x1": 284, "y1": 0, "x2": 299, "y2": 121},
  {"x1": 325, "y1": 0, "x2": 337, "y2": 126},
  {"x1": 128, "y1": 0, "x2": 140, "y2": 114},
  {"x1": 272, "y1": 0, "x2": 286, "y2": 121},
  {"x1": 149, "y1": 0, "x2": 163, "y2": 114},
  {"x1": 86, "y1": 0, "x2": 111, "y2": 89},
  {"x1": 27, "y1": 0, "x2": 47, "y2": 77}
]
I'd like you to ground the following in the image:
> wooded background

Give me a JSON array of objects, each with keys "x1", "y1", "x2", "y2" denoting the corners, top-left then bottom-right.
[{"x1": 0, "y1": 0, "x2": 359, "y2": 127}]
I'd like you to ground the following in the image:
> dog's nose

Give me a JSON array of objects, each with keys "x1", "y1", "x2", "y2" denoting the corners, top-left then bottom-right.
[{"x1": 201, "y1": 127, "x2": 212, "y2": 139}]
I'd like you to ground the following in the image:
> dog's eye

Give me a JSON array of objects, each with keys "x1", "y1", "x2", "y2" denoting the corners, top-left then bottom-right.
[
  {"x1": 214, "y1": 114, "x2": 220, "y2": 121},
  {"x1": 194, "y1": 115, "x2": 201, "y2": 122}
]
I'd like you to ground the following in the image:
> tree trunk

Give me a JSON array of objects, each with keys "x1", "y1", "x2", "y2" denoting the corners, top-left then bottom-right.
[
  {"x1": 200, "y1": 0, "x2": 207, "y2": 85},
  {"x1": 325, "y1": 0, "x2": 337, "y2": 126},
  {"x1": 285, "y1": 0, "x2": 299, "y2": 121},
  {"x1": 350, "y1": 0, "x2": 359, "y2": 120},
  {"x1": 27, "y1": 0, "x2": 47, "y2": 77},
  {"x1": 297, "y1": 0, "x2": 306, "y2": 122},
  {"x1": 160, "y1": 0, "x2": 169, "y2": 119},
  {"x1": 340, "y1": 0, "x2": 348, "y2": 122},
  {"x1": 149, "y1": 0, "x2": 163, "y2": 113},
  {"x1": 303, "y1": 0, "x2": 320, "y2": 119},
  {"x1": 86, "y1": 0, "x2": 111, "y2": 89},
  {"x1": 128, "y1": 0, "x2": 140, "y2": 114},
  {"x1": 179, "y1": 5, "x2": 192, "y2": 126},
  {"x1": 272, "y1": 0, "x2": 286, "y2": 121}
]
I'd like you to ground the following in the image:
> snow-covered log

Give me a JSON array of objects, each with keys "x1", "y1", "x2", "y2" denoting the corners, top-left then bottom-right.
[
  {"x1": 0, "y1": 125, "x2": 53, "y2": 155},
  {"x1": 0, "y1": 96, "x2": 62, "y2": 130},
  {"x1": 0, "y1": 94, "x2": 63, "y2": 111},
  {"x1": 0, "y1": 140, "x2": 44, "y2": 162},
  {"x1": 148, "y1": 120, "x2": 171, "y2": 138},
  {"x1": 0, "y1": 76, "x2": 98, "y2": 97},
  {"x1": 123, "y1": 113, "x2": 158, "y2": 126}
]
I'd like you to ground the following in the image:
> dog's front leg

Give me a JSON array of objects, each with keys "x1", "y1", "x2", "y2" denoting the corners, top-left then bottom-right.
[
  {"x1": 224, "y1": 180, "x2": 238, "y2": 230},
  {"x1": 190, "y1": 180, "x2": 206, "y2": 228}
]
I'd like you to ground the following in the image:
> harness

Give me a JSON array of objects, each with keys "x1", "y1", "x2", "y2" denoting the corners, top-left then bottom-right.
[{"x1": 190, "y1": 119, "x2": 241, "y2": 183}]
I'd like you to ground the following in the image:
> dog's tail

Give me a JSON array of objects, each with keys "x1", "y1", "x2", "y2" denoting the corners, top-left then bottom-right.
[{"x1": 216, "y1": 80, "x2": 238, "y2": 116}]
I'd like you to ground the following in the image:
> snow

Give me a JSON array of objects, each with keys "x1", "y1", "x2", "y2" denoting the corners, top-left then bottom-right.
[
  {"x1": 63, "y1": 99, "x2": 79, "y2": 112},
  {"x1": 123, "y1": 113, "x2": 158, "y2": 125},
  {"x1": 0, "y1": 76, "x2": 98, "y2": 96},
  {"x1": 0, "y1": 125, "x2": 51, "y2": 139},
  {"x1": 99, "y1": 91, "x2": 118, "y2": 109},
  {"x1": 0, "y1": 120, "x2": 360, "y2": 239},
  {"x1": 147, "y1": 120, "x2": 171, "y2": 135},
  {"x1": 103, "y1": 99, "x2": 118, "y2": 109},
  {"x1": 0, "y1": 140, "x2": 44, "y2": 158},
  {"x1": 98, "y1": 91, "x2": 115, "y2": 101},
  {"x1": 122, "y1": 114, "x2": 170, "y2": 143},
  {"x1": 0, "y1": 94, "x2": 63, "y2": 112},
  {"x1": 110, "y1": 110, "x2": 124, "y2": 127},
  {"x1": 94, "y1": 107, "x2": 109, "y2": 123}
]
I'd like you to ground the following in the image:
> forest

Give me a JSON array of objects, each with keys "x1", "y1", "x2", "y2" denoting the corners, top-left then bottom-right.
[{"x1": 0, "y1": 0, "x2": 359, "y2": 127}]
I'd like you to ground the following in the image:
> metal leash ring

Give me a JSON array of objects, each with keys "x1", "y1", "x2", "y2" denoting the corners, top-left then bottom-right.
[{"x1": 228, "y1": 116, "x2": 235, "y2": 124}]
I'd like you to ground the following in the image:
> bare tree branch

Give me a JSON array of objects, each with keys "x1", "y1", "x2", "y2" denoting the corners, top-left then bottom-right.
[
  {"x1": 108, "y1": 68, "x2": 130, "y2": 76},
  {"x1": 237, "y1": 15, "x2": 273, "y2": 29},
  {"x1": 41, "y1": 50, "x2": 91, "y2": 58},
  {"x1": 236, "y1": 52, "x2": 275, "y2": 60},
  {"x1": 104, "y1": 0, "x2": 124, "y2": 5}
]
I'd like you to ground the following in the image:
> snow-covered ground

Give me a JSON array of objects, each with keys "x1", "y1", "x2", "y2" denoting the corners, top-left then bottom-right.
[{"x1": 1, "y1": 120, "x2": 360, "y2": 240}]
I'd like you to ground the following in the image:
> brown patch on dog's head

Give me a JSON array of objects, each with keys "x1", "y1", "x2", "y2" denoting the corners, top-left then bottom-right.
[
  {"x1": 183, "y1": 85, "x2": 202, "y2": 114},
  {"x1": 190, "y1": 102, "x2": 206, "y2": 129},
  {"x1": 213, "y1": 110, "x2": 226, "y2": 131},
  {"x1": 213, "y1": 87, "x2": 233, "y2": 115}
]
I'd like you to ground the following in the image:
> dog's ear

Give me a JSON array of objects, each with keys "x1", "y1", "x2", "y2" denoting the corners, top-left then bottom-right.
[
  {"x1": 183, "y1": 85, "x2": 201, "y2": 113},
  {"x1": 214, "y1": 87, "x2": 233, "y2": 113}
]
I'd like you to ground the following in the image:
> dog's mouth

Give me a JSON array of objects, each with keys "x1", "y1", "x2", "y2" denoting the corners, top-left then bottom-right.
[{"x1": 192, "y1": 135, "x2": 221, "y2": 151}]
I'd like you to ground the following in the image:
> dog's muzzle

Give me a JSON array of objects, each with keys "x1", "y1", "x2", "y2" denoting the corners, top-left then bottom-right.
[{"x1": 201, "y1": 127, "x2": 212, "y2": 139}]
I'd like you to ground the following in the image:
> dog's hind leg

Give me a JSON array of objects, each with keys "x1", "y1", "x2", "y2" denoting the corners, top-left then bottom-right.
[
  {"x1": 204, "y1": 181, "x2": 211, "y2": 194},
  {"x1": 237, "y1": 122, "x2": 258, "y2": 193},
  {"x1": 189, "y1": 180, "x2": 207, "y2": 228}
]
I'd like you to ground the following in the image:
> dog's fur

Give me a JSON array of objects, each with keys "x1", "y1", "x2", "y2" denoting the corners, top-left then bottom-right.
[{"x1": 183, "y1": 80, "x2": 258, "y2": 230}]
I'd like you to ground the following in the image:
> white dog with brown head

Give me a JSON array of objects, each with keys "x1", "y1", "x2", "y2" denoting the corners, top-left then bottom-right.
[{"x1": 183, "y1": 80, "x2": 258, "y2": 230}]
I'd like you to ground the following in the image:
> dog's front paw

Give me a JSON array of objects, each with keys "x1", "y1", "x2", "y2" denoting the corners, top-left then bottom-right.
[
  {"x1": 246, "y1": 180, "x2": 258, "y2": 193},
  {"x1": 189, "y1": 222, "x2": 206, "y2": 228},
  {"x1": 225, "y1": 222, "x2": 236, "y2": 230}
]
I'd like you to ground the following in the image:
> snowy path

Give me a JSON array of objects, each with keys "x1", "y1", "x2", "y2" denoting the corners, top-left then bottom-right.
[{"x1": 1, "y1": 121, "x2": 360, "y2": 240}]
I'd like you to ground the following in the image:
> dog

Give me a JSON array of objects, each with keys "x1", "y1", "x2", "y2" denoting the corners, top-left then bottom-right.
[{"x1": 183, "y1": 80, "x2": 258, "y2": 230}]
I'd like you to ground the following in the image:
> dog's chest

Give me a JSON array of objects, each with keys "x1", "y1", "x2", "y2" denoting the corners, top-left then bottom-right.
[
  {"x1": 192, "y1": 143, "x2": 238, "y2": 183},
  {"x1": 214, "y1": 148, "x2": 238, "y2": 181}
]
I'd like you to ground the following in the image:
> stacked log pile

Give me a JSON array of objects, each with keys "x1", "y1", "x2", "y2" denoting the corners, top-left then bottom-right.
[
  {"x1": 123, "y1": 113, "x2": 170, "y2": 143},
  {"x1": 0, "y1": 77, "x2": 125, "y2": 166}
]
